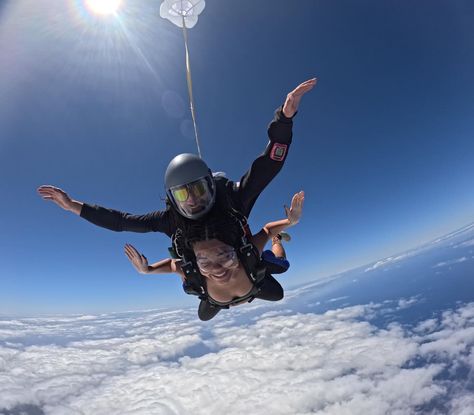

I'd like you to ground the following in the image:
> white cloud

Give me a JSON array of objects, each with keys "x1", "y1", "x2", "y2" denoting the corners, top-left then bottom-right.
[
  {"x1": 433, "y1": 257, "x2": 468, "y2": 268},
  {"x1": 397, "y1": 296, "x2": 420, "y2": 310},
  {"x1": 327, "y1": 296, "x2": 349, "y2": 303},
  {"x1": 453, "y1": 238, "x2": 474, "y2": 248},
  {"x1": 450, "y1": 394, "x2": 474, "y2": 415},
  {"x1": 364, "y1": 251, "x2": 418, "y2": 272},
  {"x1": 418, "y1": 306, "x2": 474, "y2": 359},
  {"x1": 363, "y1": 222, "x2": 474, "y2": 273},
  {"x1": 429, "y1": 223, "x2": 474, "y2": 246},
  {"x1": 413, "y1": 318, "x2": 438, "y2": 334},
  {"x1": 0, "y1": 302, "x2": 473, "y2": 414}
]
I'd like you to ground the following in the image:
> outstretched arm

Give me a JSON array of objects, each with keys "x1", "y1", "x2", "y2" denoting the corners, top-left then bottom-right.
[
  {"x1": 124, "y1": 243, "x2": 185, "y2": 280},
  {"x1": 37, "y1": 185, "x2": 173, "y2": 236},
  {"x1": 37, "y1": 185, "x2": 83, "y2": 215},
  {"x1": 251, "y1": 191, "x2": 305, "y2": 253},
  {"x1": 236, "y1": 79, "x2": 317, "y2": 217}
]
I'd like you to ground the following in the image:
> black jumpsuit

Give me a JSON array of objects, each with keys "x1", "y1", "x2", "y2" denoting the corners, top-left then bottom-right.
[
  {"x1": 79, "y1": 107, "x2": 295, "y2": 320},
  {"x1": 80, "y1": 106, "x2": 295, "y2": 236}
]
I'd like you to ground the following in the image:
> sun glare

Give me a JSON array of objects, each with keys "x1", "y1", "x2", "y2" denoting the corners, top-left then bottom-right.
[{"x1": 85, "y1": 0, "x2": 122, "y2": 15}]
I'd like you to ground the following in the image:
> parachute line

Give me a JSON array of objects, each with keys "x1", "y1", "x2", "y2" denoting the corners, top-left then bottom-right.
[
  {"x1": 181, "y1": 15, "x2": 202, "y2": 158},
  {"x1": 160, "y1": 0, "x2": 205, "y2": 157}
]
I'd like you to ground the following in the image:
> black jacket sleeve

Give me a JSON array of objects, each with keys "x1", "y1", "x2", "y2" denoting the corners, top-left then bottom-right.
[
  {"x1": 236, "y1": 106, "x2": 295, "y2": 217},
  {"x1": 80, "y1": 203, "x2": 174, "y2": 237}
]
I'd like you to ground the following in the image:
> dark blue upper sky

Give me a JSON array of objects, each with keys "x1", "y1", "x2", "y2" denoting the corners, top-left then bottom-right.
[{"x1": 1, "y1": 0, "x2": 473, "y2": 315}]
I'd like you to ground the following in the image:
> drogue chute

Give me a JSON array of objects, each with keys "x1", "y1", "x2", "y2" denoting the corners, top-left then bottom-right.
[{"x1": 159, "y1": 0, "x2": 205, "y2": 29}]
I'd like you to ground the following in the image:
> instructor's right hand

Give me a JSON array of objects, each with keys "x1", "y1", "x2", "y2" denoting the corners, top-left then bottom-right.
[{"x1": 37, "y1": 185, "x2": 82, "y2": 215}]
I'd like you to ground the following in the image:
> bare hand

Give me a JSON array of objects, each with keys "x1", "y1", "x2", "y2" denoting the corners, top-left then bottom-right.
[
  {"x1": 37, "y1": 185, "x2": 77, "y2": 212},
  {"x1": 282, "y1": 78, "x2": 318, "y2": 118},
  {"x1": 284, "y1": 191, "x2": 305, "y2": 225},
  {"x1": 124, "y1": 243, "x2": 149, "y2": 274}
]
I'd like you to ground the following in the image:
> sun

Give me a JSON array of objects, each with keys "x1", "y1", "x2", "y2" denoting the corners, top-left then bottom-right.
[{"x1": 84, "y1": 0, "x2": 122, "y2": 15}]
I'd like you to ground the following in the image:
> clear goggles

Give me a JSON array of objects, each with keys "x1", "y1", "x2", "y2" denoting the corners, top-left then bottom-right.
[{"x1": 196, "y1": 249, "x2": 239, "y2": 273}]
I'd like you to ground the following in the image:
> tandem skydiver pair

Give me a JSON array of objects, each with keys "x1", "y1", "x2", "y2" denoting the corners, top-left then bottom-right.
[{"x1": 37, "y1": 78, "x2": 317, "y2": 321}]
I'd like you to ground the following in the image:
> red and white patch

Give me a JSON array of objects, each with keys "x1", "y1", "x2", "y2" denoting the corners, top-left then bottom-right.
[{"x1": 270, "y1": 143, "x2": 288, "y2": 161}]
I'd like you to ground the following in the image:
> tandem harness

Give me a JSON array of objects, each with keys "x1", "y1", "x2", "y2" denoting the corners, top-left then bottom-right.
[
  {"x1": 168, "y1": 177, "x2": 268, "y2": 308},
  {"x1": 178, "y1": 240, "x2": 267, "y2": 308}
]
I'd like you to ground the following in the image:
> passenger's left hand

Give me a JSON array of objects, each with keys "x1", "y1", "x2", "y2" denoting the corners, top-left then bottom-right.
[{"x1": 285, "y1": 191, "x2": 305, "y2": 225}]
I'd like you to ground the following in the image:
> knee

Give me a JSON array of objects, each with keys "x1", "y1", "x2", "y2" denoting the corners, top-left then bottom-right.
[
  {"x1": 266, "y1": 288, "x2": 284, "y2": 302},
  {"x1": 198, "y1": 301, "x2": 221, "y2": 321},
  {"x1": 258, "y1": 280, "x2": 284, "y2": 302},
  {"x1": 273, "y1": 285, "x2": 284, "y2": 301},
  {"x1": 198, "y1": 313, "x2": 216, "y2": 321}
]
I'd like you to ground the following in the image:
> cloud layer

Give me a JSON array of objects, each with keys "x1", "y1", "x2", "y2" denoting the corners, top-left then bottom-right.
[
  {"x1": 2, "y1": 223, "x2": 474, "y2": 414},
  {"x1": 1, "y1": 298, "x2": 473, "y2": 415}
]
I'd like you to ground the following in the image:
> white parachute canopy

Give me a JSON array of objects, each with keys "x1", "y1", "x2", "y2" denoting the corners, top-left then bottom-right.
[{"x1": 160, "y1": 0, "x2": 206, "y2": 29}]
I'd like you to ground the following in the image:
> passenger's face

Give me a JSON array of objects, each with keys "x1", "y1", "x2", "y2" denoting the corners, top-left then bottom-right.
[{"x1": 193, "y1": 239, "x2": 240, "y2": 284}]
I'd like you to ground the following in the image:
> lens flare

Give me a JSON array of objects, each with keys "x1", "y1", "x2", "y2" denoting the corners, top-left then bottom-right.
[{"x1": 85, "y1": 0, "x2": 122, "y2": 15}]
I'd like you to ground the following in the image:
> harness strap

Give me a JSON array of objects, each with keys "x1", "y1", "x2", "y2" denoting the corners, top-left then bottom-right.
[
  {"x1": 238, "y1": 243, "x2": 267, "y2": 284},
  {"x1": 181, "y1": 261, "x2": 205, "y2": 296},
  {"x1": 170, "y1": 176, "x2": 267, "y2": 304}
]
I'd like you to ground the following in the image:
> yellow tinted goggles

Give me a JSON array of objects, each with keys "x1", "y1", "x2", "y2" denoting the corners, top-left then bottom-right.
[{"x1": 171, "y1": 180, "x2": 208, "y2": 202}]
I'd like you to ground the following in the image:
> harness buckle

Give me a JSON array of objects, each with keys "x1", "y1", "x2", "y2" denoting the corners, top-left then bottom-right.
[{"x1": 239, "y1": 243, "x2": 254, "y2": 256}]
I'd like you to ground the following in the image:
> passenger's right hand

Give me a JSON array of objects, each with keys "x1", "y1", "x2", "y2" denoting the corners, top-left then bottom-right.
[
  {"x1": 37, "y1": 185, "x2": 79, "y2": 213},
  {"x1": 124, "y1": 243, "x2": 150, "y2": 274}
]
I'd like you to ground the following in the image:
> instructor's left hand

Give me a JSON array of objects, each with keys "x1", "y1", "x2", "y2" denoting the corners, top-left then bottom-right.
[{"x1": 282, "y1": 78, "x2": 318, "y2": 118}]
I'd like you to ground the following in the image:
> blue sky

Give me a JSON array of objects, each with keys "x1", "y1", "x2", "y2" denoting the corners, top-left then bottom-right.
[{"x1": 1, "y1": 0, "x2": 473, "y2": 315}]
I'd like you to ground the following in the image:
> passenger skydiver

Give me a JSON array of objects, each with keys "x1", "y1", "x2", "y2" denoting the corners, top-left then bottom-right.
[{"x1": 124, "y1": 191, "x2": 304, "y2": 321}]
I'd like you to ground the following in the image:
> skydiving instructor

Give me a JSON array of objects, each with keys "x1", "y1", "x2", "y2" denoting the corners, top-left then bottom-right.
[{"x1": 37, "y1": 78, "x2": 317, "y2": 239}]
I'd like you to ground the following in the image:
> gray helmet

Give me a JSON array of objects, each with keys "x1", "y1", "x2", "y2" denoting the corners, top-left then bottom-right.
[{"x1": 165, "y1": 153, "x2": 216, "y2": 220}]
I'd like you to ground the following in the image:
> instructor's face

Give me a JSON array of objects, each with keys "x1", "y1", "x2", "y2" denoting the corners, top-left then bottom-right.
[
  {"x1": 171, "y1": 178, "x2": 213, "y2": 218},
  {"x1": 177, "y1": 191, "x2": 208, "y2": 216}
]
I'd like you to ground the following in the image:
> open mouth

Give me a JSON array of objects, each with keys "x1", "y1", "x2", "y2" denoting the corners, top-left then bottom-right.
[{"x1": 211, "y1": 269, "x2": 231, "y2": 281}]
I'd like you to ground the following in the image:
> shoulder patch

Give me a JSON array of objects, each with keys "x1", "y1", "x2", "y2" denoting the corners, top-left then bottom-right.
[{"x1": 270, "y1": 143, "x2": 288, "y2": 161}]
